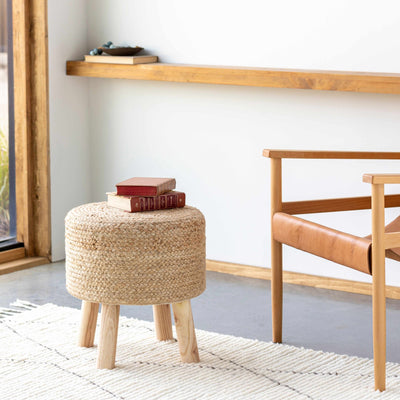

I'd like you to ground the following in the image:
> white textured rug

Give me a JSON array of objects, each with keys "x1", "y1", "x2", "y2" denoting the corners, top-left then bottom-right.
[{"x1": 0, "y1": 301, "x2": 399, "y2": 400}]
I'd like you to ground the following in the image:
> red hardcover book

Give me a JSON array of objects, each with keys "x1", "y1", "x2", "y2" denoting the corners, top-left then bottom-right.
[
  {"x1": 116, "y1": 177, "x2": 176, "y2": 196},
  {"x1": 107, "y1": 191, "x2": 186, "y2": 213}
]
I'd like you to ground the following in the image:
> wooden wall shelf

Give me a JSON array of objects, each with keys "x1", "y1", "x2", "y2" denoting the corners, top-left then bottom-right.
[{"x1": 67, "y1": 61, "x2": 400, "y2": 94}]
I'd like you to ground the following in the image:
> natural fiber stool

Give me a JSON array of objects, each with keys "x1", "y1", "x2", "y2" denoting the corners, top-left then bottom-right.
[{"x1": 65, "y1": 202, "x2": 206, "y2": 369}]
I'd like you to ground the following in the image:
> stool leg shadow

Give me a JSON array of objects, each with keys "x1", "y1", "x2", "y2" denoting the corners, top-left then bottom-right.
[
  {"x1": 97, "y1": 304, "x2": 120, "y2": 369},
  {"x1": 172, "y1": 300, "x2": 200, "y2": 363},
  {"x1": 153, "y1": 304, "x2": 174, "y2": 341},
  {"x1": 78, "y1": 301, "x2": 99, "y2": 347}
]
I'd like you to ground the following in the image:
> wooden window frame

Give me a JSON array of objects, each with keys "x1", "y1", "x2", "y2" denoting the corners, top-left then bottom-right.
[{"x1": 0, "y1": 0, "x2": 51, "y2": 273}]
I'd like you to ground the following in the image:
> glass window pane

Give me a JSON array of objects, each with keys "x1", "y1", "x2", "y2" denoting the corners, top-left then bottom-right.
[{"x1": 0, "y1": 0, "x2": 16, "y2": 243}]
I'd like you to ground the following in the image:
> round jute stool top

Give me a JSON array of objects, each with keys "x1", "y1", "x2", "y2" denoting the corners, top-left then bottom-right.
[{"x1": 65, "y1": 202, "x2": 206, "y2": 305}]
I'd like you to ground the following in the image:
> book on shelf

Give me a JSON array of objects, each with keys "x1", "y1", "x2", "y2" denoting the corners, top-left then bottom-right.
[
  {"x1": 107, "y1": 191, "x2": 186, "y2": 213},
  {"x1": 84, "y1": 55, "x2": 158, "y2": 65},
  {"x1": 116, "y1": 177, "x2": 176, "y2": 196}
]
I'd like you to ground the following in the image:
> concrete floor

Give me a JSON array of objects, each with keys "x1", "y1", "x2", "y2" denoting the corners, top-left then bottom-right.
[{"x1": 1, "y1": 261, "x2": 400, "y2": 362}]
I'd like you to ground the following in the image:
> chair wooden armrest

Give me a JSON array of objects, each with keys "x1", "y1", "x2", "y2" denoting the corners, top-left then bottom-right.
[
  {"x1": 363, "y1": 174, "x2": 400, "y2": 184},
  {"x1": 263, "y1": 149, "x2": 400, "y2": 160},
  {"x1": 264, "y1": 151, "x2": 400, "y2": 214}
]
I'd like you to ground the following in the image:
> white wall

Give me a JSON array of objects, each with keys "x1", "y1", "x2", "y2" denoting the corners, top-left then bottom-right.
[
  {"x1": 48, "y1": 0, "x2": 91, "y2": 260},
  {"x1": 53, "y1": 0, "x2": 400, "y2": 285}
]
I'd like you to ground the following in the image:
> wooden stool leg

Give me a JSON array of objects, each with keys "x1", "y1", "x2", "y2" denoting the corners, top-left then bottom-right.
[
  {"x1": 78, "y1": 301, "x2": 99, "y2": 347},
  {"x1": 97, "y1": 304, "x2": 120, "y2": 369},
  {"x1": 271, "y1": 158, "x2": 283, "y2": 343},
  {"x1": 172, "y1": 300, "x2": 199, "y2": 363},
  {"x1": 372, "y1": 183, "x2": 386, "y2": 391},
  {"x1": 153, "y1": 304, "x2": 173, "y2": 341}
]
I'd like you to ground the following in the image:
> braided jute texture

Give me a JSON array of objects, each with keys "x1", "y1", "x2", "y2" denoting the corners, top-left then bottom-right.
[{"x1": 65, "y1": 202, "x2": 206, "y2": 305}]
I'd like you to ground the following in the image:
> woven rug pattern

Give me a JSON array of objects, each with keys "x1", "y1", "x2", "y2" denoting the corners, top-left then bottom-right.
[{"x1": 0, "y1": 301, "x2": 399, "y2": 399}]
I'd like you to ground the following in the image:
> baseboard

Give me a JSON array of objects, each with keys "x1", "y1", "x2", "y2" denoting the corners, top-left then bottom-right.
[{"x1": 206, "y1": 259, "x2": 400, "y2": 300}]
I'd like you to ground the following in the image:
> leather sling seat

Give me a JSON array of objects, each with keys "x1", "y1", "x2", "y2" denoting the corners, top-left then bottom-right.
[{"x1": 272, "y1": 212, "x2": 400, "y2": 275}]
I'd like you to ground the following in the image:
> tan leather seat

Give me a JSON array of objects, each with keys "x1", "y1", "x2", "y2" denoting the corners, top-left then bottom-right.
[{"x1": 272, "y1": 212, "x2": 400, "y2": 275}]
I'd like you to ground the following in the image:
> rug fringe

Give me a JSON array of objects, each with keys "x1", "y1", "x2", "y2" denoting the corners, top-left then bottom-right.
[
  {"x1": 0, "y1": 308, "x2": 22, "y2": 317},
  {"x1": 0, "y1": 300, "x2": 39, "y2": 319},
  {"x1": 10, "y1": 299, "x2": 39, "y2": 310}
]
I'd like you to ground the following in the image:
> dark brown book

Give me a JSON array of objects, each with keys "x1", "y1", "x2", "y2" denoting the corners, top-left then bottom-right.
[
  {"x1": 107, "y1": 191, "x2": 185, "y2": 212},
  {"x1": 116, "y1": 177, "x2": 176, "y2": 196}
]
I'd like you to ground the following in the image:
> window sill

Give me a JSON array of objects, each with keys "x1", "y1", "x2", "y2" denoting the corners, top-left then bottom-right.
[{"x1": 0, "y1": 256, "x2": 49, "y2": 275}]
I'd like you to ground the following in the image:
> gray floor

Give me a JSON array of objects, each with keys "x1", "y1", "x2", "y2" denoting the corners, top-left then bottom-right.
[{"x1": 1, "y1": 261, "x2": 400, "y2": 362}]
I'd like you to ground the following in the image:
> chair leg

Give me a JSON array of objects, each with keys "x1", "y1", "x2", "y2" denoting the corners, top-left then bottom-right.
[
  {"x1": 271, "y1": 240, "x2": 283, "y2": 343},
  {"x1": 270, "y1": 157, "x2": 283, "y2": 343},
  {"x1": 371, "y1": 183, "x2": 386, "y2": 391},
  {"x1": 78, "y1": 301, "x2": 99, "y2": 347},
  {"x1": 97, "y1": 304, "x2": 120, "y2": 369},
  {"x1": 372, "y1": 272, "x2": 386, "y2": 392},
  {"x1": 172, "y1": 300, "x2": 199, "y2": 363},
  {"x1": 153, "y1": 304, "x2": 173, "y2": 341}
]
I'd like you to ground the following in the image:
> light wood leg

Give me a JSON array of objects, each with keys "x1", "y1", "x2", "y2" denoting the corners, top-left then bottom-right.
[
  {"x1": 172, "y1": 300, "x2": 199, "y2": 363},
  {"x1": 78, "y1": 301, "x2": 99, "y2": 347},
  {"x1": 271, "y1": 158, "x2": 283, "y2": 343},
  {"x1": 271, "y1": 240, "x2": 283, "y2": 343},
  {"x1": 371, "y1": 184, "x2": 386, "y2": 391},
  {"x1": 153, "y1": 304, "x2": 173, "y2": 341},
  {"x1": 97, "y1": 304, "x2": 120, "y2": 369}
]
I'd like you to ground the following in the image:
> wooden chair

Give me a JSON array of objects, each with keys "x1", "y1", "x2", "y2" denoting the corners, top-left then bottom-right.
[{"x1": 263, "y1": 149, "x2": 400, "y2": 391}]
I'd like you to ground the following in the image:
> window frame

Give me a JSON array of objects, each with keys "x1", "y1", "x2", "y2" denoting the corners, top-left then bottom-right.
[{"x1": 0, "y1": 0, "x2": 51, "y2": 273}]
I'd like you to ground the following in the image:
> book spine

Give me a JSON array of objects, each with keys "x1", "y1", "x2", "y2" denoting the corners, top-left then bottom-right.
[
  {"x1": 116, "y1": 186, "x2": 157, "y2": 196},
  {"x1": 136, "y1": 192, "x2": 185, "y2": 212},
  {"x1": 132, "y1": 56, "x2": 158, "y2": 64},
  {"x1": 156, "y1": 178, "x2": 176, "y2": 195},
  {"x1": 129, "y1": 197, "x2": 142, "y2": 212}
]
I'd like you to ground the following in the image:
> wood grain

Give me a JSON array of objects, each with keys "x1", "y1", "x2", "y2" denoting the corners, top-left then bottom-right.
[
  {"x1": 153, "y1": 304, "x2": 173, "y2": 341},
  {"x1": 12, "y1": 0, "x2": 51, "y2": 259},
  {"x1": 66, "y1": 61, "x2": 400, "y2": 94},
  {"x1": 282, "y1": 194, "x2": 400, "y2": 215},
  {"x1": 371, "y1": 184, "x2": 386, "y2": 391},
  {"x1": 97, "y1": 304, "x2": 120, "y2": 369},
  {"x1": 172, "y1": 300, "x2": 199, "y2": 363},
  {"x1": 29, "y1": 0, "x2": 51, "y2": 259},
  {"x1": 78, "y1": 301, "x2": 99, "y2": 347},
  {"x1": 0, "y1": 256, "x2": 48, "y2": 275},
  {"x1": 270, "y1": 158, "x2": 283, "y2": 343},
  {"x1": 206, "y1": 259, "x2": 400, "y2": 300},
  {"x1": 363, "y1": 174, "x2": 400, "y2": 184},
  {"x1": 263, "y1": 149, "x2": 400, "y2": 159},
  {"x1": 13, "y1": 0, "x2": 32, "y2": 250},
  {"x1": 0, "y1": 247, "x2": 25, "y2": 264}
]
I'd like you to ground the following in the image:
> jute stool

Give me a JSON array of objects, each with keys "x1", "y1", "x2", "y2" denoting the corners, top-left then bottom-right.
[{"x1": 65, "y1": 202, "x2": 206, "y2": 369}]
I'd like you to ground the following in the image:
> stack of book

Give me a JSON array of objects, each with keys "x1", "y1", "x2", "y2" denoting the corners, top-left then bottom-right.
[{"x1": 107, "y1": 177, "x2": 185, "y2": 213}]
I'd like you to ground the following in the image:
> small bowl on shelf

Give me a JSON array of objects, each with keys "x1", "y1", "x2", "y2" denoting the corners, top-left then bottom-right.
[{"x1": 99, "y1": 46, "x2": 143, "y2": 56}]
